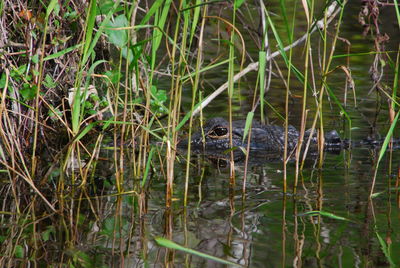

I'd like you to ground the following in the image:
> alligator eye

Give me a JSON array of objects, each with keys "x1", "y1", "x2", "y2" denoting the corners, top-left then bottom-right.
[{"x1": 208, "y1": 127, "x2": 229, "y2": 139}]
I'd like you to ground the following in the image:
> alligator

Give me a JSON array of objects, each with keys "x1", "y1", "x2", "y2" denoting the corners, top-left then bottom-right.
[{"x1": 178, "y1": 117, "x2": 396, "y2": 154}]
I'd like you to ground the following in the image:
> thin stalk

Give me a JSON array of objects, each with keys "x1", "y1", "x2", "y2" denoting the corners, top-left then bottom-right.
[
  {"x1": 31, "y1": 0, "x2": 59, "y2": 177},
  {"x1": 392, "y1": 44, "x2": 399, "y2": 111},
  {"x1": 184, "y1": 3, "x2": 207, "y2": 206},
  {"x1": 294, "y1": 0, "x2": 315, "y2": 192},
  {"x1": 228, "y1": 4, "x2": 237, "y2": 180},
  {"x1": 316, "y1": 0, "x2": 346, "y2": 167},
  {"x1": 283, "y1": 0, "x2": 296, "y2": 193},
  {"x1": 166, "y1": 0, "x2": 182, "y2": 208},
  {"x1": 113, "y1": 43, "x2": 124, "y2": 193},
  {"x1": 370, "y1": 46, "x2": 400, "y2": 197}
]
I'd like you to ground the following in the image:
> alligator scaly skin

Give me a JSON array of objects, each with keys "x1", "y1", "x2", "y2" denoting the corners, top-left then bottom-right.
[{"x1": 180, "y1": 117, "x2": 342, "y2": 152}]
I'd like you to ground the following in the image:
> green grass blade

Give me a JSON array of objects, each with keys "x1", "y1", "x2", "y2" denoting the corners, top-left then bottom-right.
[
  {"x1": 393, "y1": 0, "x2": 400, "y2": 30},
  {"x1": 87, "y1": 1, "x2": 121, "y2": 62},
  {"x1": 72, "y1": 60, "x2": 107, "y2": 133},
  {"x1": 151, "y1": 0, "x2": 172, "y2": 70},
  {"x1": 234, "y1": 0, "x2": 245, "y2": 10},
  {"x1": 325, "y1": 83, "x2": 352, "y2": 131},
  {"x1": 300, "y1": 210, "x2": 352, "y2": 222},
  {"x1": 180, "y1": 0, "x2": 224, "y2": 12},
  {"x1": 43, "y1": 44, "x2": 83, "y2": 61},
  {"x1": 259, "y1": 51, "x2": 266, "y2": 123},
  {"x1": 83, "y1": 0, "x2": 97, "y2": 59},
  {"x1": 370, "y1": 191, "x2": 384, "y2": 198},
  {"x1": 142, "y1": 146, "x2": 155, "y2": 187},
  {"x1": 180, "y1": 58, "x2": 232, "y2": 81},
  {"x1": 155, "y1": 237, "x2": 244, "y2": 267},
  {"x1": 75, "y1": 122, "x2": 96, "y2": 141},
  {"x1": 139, "y1": 125, "x2": 163, "y2": 142},
  {"x1": 376, "y1": 231, "x2": 396, "y2": 267},
  {"x1": 175, "y1": 100, "x2": 204, "y2": 131},
  {"x1": 140, "y1": 0, "x2": 164, "y2": 25},
  {"x1": 188, "y1": 0, "x2": 201, "y2": 47},
  {"x1": 279, "y1": 0, "x2": 291, "y2": 41},
  {"x1": 45, "y1": 0, "x2": 58, "y2": 19},
  {"x1": 392, "y1": 47, "x2": 399, "y2": 110},
  {"x1": 263, "y1": 99, "x2": 285, "y2": 121},
  {"x1": 264, "y1": 9, "x2": 305, "y2": 86},
  {"x1": 377, "y1": 111, "x2": 399, "y2": 163},
  {"x1": 332, "y1": 51, "x2": 396, "y2": 59},
  {"x1": 242, "y1": 111, "x2": 254, "y2": 143}
]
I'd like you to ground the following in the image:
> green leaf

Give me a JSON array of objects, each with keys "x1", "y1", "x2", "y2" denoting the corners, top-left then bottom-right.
[
  {"x1": 150, "y1": 86, "x2": 168, "y2": 114},
  {"x1": 377, "y1": 111, "x2": 399, "y2": 163},
  {"x1": 264, "y1": 8, "x2": 306, "y2": 89},
  {"x1": 189, "y1": 0, "x2": 201, "y2": 46},
  {"x1": 43, "y1": 74, "x2": 57, "y2": 89},
  {"x1": 42, "y1": 226, "x2": 55, "y2": 241},
  {"x1": 74, "y1": 123, "x2": 96, "y2": 142},
  {"x1": 14, "y1": 245, "x2": 24, "y2": 258},
  {"x1": 376, "y1": 231, "x2": 396, "y2": 267},
  {"x1": 155, "y1": 237, "x2": 244, "y2": 267},
  {"x1": 370, "y1": 191, "x2": 383, "y2": 198},
  {"x1": 142, "y1": 146, "x2": 155, "y2": 187},
  {"x1": 48, "y1": 104, "x2": 62, "y2": 120},
  {"x1": 20, "y1": 84, "x2": 37, "y2": 101},
  {"x1": 32, "y1": 69, "x2": 40, "y2": 76},
  {"x1": 53, "y1": 1, "x2": 60, "y2": 16},
  {"x1": 105, "y1": 14, "x2": 129, "y2": 48},
  {"x1": 300, "y1": 210, "x2": 352, "y2": 222},
  {"x1": 97, "y1": 0, "x2": 122, "y2": 15},
  {"x1": 324, "y1": 82, "x2": 352, "y2": 134},
  {"x1": 31, "y1": 54, "x2": 39, "y2": 64},
  {"x1": 151, "y1": 0, "x2": 172, "y2": 69},
  {"x1": 151, "y1": 86, "x2": 167, "y2": 103},
  {"x1": 180, "y1": 58, "x2": 232, "y2": 81},
  {"x1": 242, "y1": 112, "x2": 254, "y2": 143},
  {"x1": 101, "y1": 217, "x2": 130, "y2": 238},
  {"x1": 46, "y1": 0, "x2": 59, "y2": 19},
  {"x1": 73, "y1": 251, "x2": 93, "y2": 267},
  {"x1": 104, "y1": 69, "x2": 121, "y2": 85},
  {"x1": 15, "y1": 64, "x2": 27, "y2": 76},
  {"x1": 102, "y1": 217, "x2": 116, "y2": 236},
  {"x1": 121, "y1": 47, "x2": 134, "y2": 64},
  {"x1": 43, "y1": 44, "x2": 83, "y2": 61},
  {"x1": 0, "y1": 73, "x2": 6, "y2": 89},
  {"x1": 234, "y1": 0, "x2": 245, "y2": 9},
  {"x1": 85, "y1": 0, "x2": 122, "y2": 65},
  {"x1": 258, "y1": 51, "x2": 266, "y2": 122},
  {"x1": 140, "y1": 0, "x2": 164, "y2": 25},
  {"x1": 83, "y1": 0, "x2": 97, "y2": 58}
]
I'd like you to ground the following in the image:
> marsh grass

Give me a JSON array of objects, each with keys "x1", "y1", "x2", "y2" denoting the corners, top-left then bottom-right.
[{"x1": 0, "y1": 0, "x2": 399, "y2": 266}]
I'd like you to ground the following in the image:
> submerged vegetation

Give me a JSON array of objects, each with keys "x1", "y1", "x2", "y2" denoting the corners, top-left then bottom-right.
[{"x1": 0, "y1": 0, "x2": 399, "y2": 266}]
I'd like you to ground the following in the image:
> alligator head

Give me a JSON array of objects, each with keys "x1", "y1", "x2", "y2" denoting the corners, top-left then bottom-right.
[
  {"x1": 179, "y1": 117, "x2": 301, "y2": 152},
  {"x1": 188, "y1": 117, "x2": 246, "y2": 150}
]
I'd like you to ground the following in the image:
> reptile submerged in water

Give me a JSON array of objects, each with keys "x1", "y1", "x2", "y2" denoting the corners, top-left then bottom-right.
[{"x1": 178, "y1": 117, "x2": 343, "y2": 153}]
